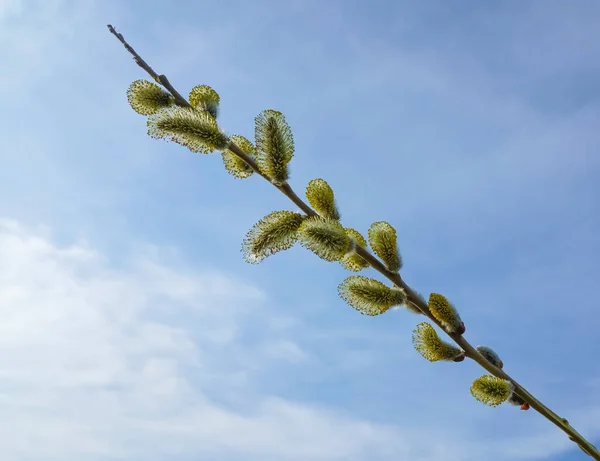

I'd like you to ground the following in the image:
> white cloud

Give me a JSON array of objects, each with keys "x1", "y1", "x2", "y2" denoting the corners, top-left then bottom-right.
[
  {"x1": 2, "y1": 218, "x2": 596, "y2": 461},
  {"x1": 259, "y1": 339, "x2": 309, "y2": 364},
  {"x1": 0, "y1": 218, "x2": 432, "y2": 461}
]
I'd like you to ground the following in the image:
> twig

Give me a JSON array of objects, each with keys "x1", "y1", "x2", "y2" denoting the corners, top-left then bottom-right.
[{"x1": 107, "y1": 24, "x2": 600, "y2": 460}]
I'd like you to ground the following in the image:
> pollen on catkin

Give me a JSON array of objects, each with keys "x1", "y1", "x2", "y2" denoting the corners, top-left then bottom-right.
[
  {"x1": 428, "y1": 293, "x2": 464, "y2": 334},
  {"x1": 412, "y1": 322, "x2": 464, "y2": 362},
  {"x1": 241, "y1": 211, "x2": 305, "y2": 264},
  {"x1": 147, "y1": 106, "x2": 230, "y2": 154},
  {"x1": 339, "y1": 228, "x2": 370, "y2": 272},
  {"x1": 470, "y1": 375, "x2": 511, "y2": 407},
  {"x1": 338, "y1": 276, "x2": 406, "y2": 316},
  {"x1": 305, "y1": 178, "x2": 340, "y2": 220},
  {"x1": 189, "y1": 85, "x2": 220, "y2": 119},
  {"x1": 222, "y1": 135, "x2": 257, "y2": 179},
  {"x1": 127, "y1": 80, "x2": 175, "y2": 115},
  {"x1": 475, "y1": 346, "x2": 504, "y2": 369},
  {"x1": 368, "y1": 221, "x2": 402, "y2": 273},
  {"x1": 298, "y1": 216, "x2": 350, "y2": 262},
  {"x1": 254, "y1": 110, "x2": 294, "y2": 185}
]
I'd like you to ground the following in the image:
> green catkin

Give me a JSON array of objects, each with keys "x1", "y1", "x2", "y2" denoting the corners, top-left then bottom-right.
[
  {"x1": 242, "y1": 211, "x2": 305, "y2": 264},
  {"x1": 222, "y1": 135, "x2": 257, "y2": 179},
  {"x1": 470, "y1": 375, "x2": 511, "y2": 407},
  {"x1": 298, "y1": 216, "x2": 350, "y2": 262},
  {"x1": 189, "y1": 84, "x2": 220, "y2": 119},
  {"x1": 147, "y1": 106, "x2": 229, "y2": 154},
  {"x1": 254, "y1": 110, "x2": 294, "y2": 185},
  {"x1": 338, "y1": 276, "x2": 406, "y2": 316},
  {"x1": 339, "y1": 228, "x2": 370, "y2": 272},
  {"x1": 428, "y1": 293, "x2": 465, "y2": 334},
  {"x1": 127, "y1": 79, "x2": 174, "y2": 115},
  {"x1": 412, "y1": 322, "x2": 464, "y2": 362},
  {"x1": 305, "y1": 178, "x2": 340, "y2": 220},
  {"x1": 368, "y1": 221, "x2": 402, "y2": 272}
]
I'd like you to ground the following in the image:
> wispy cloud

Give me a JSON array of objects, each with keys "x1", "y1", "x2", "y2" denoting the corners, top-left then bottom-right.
[
  {"x1": 0, "y1": 219, "x2": 475, "y2": 461},
  {"x1": 3, "y1": 218, "x2": 599, "y2": 461},
  {"x1": 0, "y1": 219, "x2": 381, "y2": 460}
]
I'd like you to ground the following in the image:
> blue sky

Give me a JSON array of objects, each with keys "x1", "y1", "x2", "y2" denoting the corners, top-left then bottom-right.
[{"x1": 1, "y1": 0, "x2": 599, "y2": 460}]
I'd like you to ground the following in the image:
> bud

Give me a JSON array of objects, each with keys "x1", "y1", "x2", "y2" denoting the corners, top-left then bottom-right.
[
  {"x1": 339, "y1": 228, "x2": 370, "y2": 272},
  {"x1": 127, "y1": 79, "x2": 174, "y2": 115},
  {"x1": 147, "y1": 106, "x2": 230, "y2": 154},
  {"x1": 367, "y1": 221, "x2": 402, "y2": 272},
  {"x1": 475, "y1": 346, "x2": 503, "y2": 369},
  {"x1": 305, "y1": 178, "x2": 340, "y2": 220},
  {"x1": 338, "y1": 276, "x2": 406, "y2": 316},
  {"x1": 298, "y1": 216, "x2": 350, "y2": 262},
  {"x1": 254, "y1": 109, "x2": 294, "y2": 185},
  {"x1": 470, "y1": 375, "x2": 511, "y2": 407},
  {"x1": 428, "y1": 293, "x2": 464, "y2": 334},
  {"x1": 412, "y1": 322, "x2": 464, "y2": 362},
  {"x1": 189, "y1": 85, "x2": 220, "y2": 119},
  {"x1": 507, "y1": 385, "x2": 529, "y2": 409},
  {"x1": 242, "y1": 211, "x2": 305, "y2": 264},
  {"x1": 222, "y1": 135, "x2": 257, "y2": 179}
]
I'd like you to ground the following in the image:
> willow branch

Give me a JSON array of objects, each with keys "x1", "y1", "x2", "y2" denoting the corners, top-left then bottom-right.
[{"x1": 107, "y1": 24, "x2": 600, "y2": 460}]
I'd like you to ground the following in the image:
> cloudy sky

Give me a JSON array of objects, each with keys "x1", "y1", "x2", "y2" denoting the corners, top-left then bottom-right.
[{"x1": 1, "y1": 0, "x2": 600, "y2": 460}]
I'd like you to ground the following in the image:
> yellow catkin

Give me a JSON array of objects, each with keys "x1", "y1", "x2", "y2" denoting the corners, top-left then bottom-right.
[
  {"x1": 127, "y1": 80, "x2": 174, "y2": 115},
  {"x1": 242, "y1": 211, "x2": 305, "y2": 264},
  {"x1": 222, "y1": 135, "x2": 257, "y2": 179},
  {"x1": 338, "y1": 276, "x2": 406, "y2": 316},
  {"x1": 470, "y1": 375, "x2": 511, "y2": 407},
  {"x1": 298, "y1": 216, "x2": 350, "y2": 262},
  {"x1": 305, "y1": 178, "x2": 340, "y2": 220},
  {"x1": 428, "y1": 293, "x2": 464, "y2": 334},
  {"x1": 147, "y1": 106, "x2": 229, "y2": 154},
  {"x1": 367, "y1": 221, "x2": 402, "y2": 272},
  {"x1": 254, "y1": 110, "x2": 294, "y2": 184},
  {"x1": 340, "y1": 228, "x2": 369, "y2": 272},
  {"x1": 412, "y1": 322, "x2": 463, "y2": 362},
  {"x1": 189, "y1": 85, "x2": 220, "y2": 119}
]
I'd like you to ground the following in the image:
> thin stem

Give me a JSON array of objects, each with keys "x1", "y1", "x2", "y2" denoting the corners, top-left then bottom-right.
[
  {"x1": 107, "y1": 24, "x2": 600, "y2": 460},
  {"x1": 107, "y1": 25, "x2": 188, "y2": 107},
  {"x1": 278, "y1": 182, "x2": 317, "y2": 217}
]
